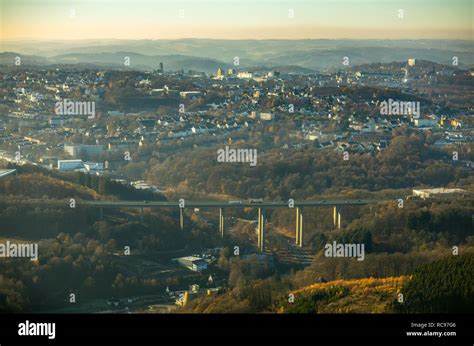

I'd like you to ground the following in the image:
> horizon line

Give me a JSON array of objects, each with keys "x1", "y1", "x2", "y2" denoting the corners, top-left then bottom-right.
[{"x1": 3, "y1": 37, "x2": 474, "y2": 42}]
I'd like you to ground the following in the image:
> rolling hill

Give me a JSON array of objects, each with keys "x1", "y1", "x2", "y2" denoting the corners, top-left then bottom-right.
[{"x1": 284, "y1": 276, "x2": 410, "y2": 313}]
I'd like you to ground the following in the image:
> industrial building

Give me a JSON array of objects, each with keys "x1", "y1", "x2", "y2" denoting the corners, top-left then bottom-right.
[
  {"x1": 57, "y1": 159, "x2": 103, "y2": 174},
  {"x1": 174, "y1": 256, "x2": 208, "y2": 272},
  {"x1": 57, "y1": 159, "x2": 84, "y2": 171},
  {"x1": 64, "y1": 144, "x2": 104, "y2": 157}
]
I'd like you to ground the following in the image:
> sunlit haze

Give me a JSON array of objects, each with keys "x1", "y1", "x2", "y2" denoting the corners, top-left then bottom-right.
[{"x1": 1, "y1": 0, "x2": 473, "y2": 40}]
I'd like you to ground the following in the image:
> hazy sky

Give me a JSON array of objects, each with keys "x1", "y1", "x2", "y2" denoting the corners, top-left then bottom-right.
[{"x1": 1, "y1": 0, "x2": 473, "y2": 40}]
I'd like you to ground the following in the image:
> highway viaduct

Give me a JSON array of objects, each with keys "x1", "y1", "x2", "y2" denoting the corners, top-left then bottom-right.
[{"x1": 78, "y1": 199, "x2": 393, "y2": 252}]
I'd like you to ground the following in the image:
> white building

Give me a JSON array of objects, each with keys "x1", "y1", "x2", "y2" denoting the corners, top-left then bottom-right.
[
  {"x1": 413, "y1": 118, "x2": 438, "y2": 127},
  {"x1": 64, "y1": 144, "x2": 104, "y2": 157},
  {"x1": 57, "y1": 159, "x2": 103, "y2": 174},
  {"x1": 83, "y1": 161, "x2": 104, "y2": 173},
  {"x1": 175, "y1": 256, "x2": 208, "y2": 272},
  {"x1": 237, "y1": 72, "x2": 253, "y2": 79},
  {"x1": 250, "y1": 111, "x2": 274, "y2": 121},
  {"x1": 180, "y1": 91, "x2": 202, "y2": 99},
  {"x1": 57, "y1": 159, "x2": 84, "y2": 171}
]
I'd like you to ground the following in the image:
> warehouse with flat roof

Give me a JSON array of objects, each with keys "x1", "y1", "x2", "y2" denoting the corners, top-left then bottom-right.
[{"x1": 174, "y1": 256, "x2": 208, "y2": 272}]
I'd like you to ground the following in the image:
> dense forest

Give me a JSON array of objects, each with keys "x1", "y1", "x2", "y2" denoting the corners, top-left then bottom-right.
[
  {"x1": 183, "y1": 250, "x2": 474, "y2": 313},
  {"x1": 0, "y1": 129, "x2": 472, "y2": 314},
  {"x1": 0, "y1": 171, "x2": 217, "y2": 312},
  {"x1": 145, "y1": 133, "x2": 473, "y2": 199},
  {"x1": 395, "y1": 254, "x2": 474, "y2": 313}
]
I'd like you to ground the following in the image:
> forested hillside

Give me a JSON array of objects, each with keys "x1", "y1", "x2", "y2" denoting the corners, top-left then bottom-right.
[
  {"x1": 0, "y1": 171, "x2": 216, "y2": 312},
  {"x1": 145, "y1": 133, "x2": 473, "y2": 199}
]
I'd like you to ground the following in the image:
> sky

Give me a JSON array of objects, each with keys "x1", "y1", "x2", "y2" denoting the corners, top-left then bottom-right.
[{"x1": 1, "y1": 0, "x2": 473, "y2": 40}]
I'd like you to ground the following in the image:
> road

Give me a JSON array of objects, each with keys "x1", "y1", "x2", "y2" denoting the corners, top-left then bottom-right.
[{"x1": 78, "y1": 199, "x2": 391, "y2": 208}]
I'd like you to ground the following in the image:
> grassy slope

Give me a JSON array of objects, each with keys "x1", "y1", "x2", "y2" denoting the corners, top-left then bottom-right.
[{"x1": 287, "y1": 276, "x2": 411, "y2": 313}]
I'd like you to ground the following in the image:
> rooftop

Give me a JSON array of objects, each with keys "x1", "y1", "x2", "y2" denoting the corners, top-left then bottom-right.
[{"x1": 0, "y1": 169, "x2": 17, "y2": 178}]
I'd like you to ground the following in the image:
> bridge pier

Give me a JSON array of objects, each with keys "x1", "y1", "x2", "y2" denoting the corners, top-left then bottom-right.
[
  {"x1": 140, "y1": 207, "x2": 144, "y2": 223},
  {"x1": 295, "y1": 207, "x2": 303, "y2": 247},
  {"x1": 257, "y1": 208, "x2": 265, "y2": 252},
  {"x1": 219, "y1": 208, "x2": 225, "y2": 238},
  {"x1": 333, "y1": 206, "x2": 341, "y2": 229},
  {"x1": 179, "y1": 207, "x2": 184, "y2": 230}
]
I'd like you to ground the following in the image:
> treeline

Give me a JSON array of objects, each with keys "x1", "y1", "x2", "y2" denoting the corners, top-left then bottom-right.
[
  {"x1": 146, "y1": 133, "x2": 473, "y2": 200},
  {"x1": 185, "y1": 251, "x2": 287, "y2": 313},
  {"x1": 282, "y1": 276, "x2": 408, "y2": 314},
  {"x1": 5, "y1": 163, "x2": 166, "y2": 201},
  {"x1": 265, "y1": 198, "x2": 473, "y2": 259},
  {"x1": 406, "y1": 207, "x2": 472, "y2": 241},
  {"x1": 185, "y1": 249, "x2": 474, "y2": 314},
  {"x1": 291, "y1": 250, "x2": 452, "y2": 287},
  {"x1": 395, "y1": 254, "x2": 474, "y2": 313},
  {"x1": 0, "y1": 170, "x2": 219, "y2": 311},
  {"x1": 343, "y1": 200, "x2": 474, "y2": 250},
  {"x1": 0, "y1": 231, "x2": 155, "y2": 312},
  {"x1": 0, "y1": 196, "x2": 97, "y2": 239},
  {"x1": 0, "y1": 214, "x2": 218, "y2": 311},
  {"x1": 0, "y1": 174, "x2": 96, "y2": 200},
  {"x1": 66, "y1": 171, "x2": 166, "y2": 201},
  {"x1": 185, "y1": 276, "x2": 290, "y2": 313}
]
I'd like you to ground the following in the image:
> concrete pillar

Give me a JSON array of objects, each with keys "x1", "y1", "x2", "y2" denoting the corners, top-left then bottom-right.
[
  {"x1": 219, "y1": 208, "x2": 225, "y2": 238},
  {"x1": 258, "y1": 208, "x2": 265, "y2": 252},
  {"x1": 333, "y1": 206, "x2": 337, "y2": 228},
  {"x1": 295, "y1": 207, "x2": 304, "y2": 247},
  {"x1": 295, "y1": 207, "x2": 300, "y2": 246},
  {"x1": 260, "y1": 208, "x2": 265, "y2": 252},
  {"x1": 179, "y1": 207, "x2": 184, "y2": 230},
  {"x1": 257, "y1": 208, "x2": 261, "y2": 250},
  {"x1": 140, "y1": 207, "x2": 144, "y2": 223},
  {"x1": 298, "y1": 207, "x2": 303, "y2": 247},
  {"x1": 333, "y1": 206, "x2": 341, "y2": 229}
]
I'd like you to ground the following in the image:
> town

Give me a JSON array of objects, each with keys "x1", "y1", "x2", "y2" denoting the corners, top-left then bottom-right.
[{"x1": 1, "y1": 58, "x2": 472, "y2": 183}]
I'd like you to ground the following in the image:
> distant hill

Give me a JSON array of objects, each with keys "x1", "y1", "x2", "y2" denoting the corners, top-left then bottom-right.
[
  {"x1": 2, "y1": 39, "x2": 473, "y2": 72},
  {"x1": 245, "y1": 65, "x2": 316, "y2": 74},
  {"x1": 50, "y1": 52, "x2": 233, "y2": 73},
  {"x1": 0, "y1": 52, "x2": 49, "y2": 65},
  {"x1": 0, "y1": 51, "x2": 233, "y2": 73},
  {"x1": 350, "y1": 59, "x2": 462, "y2": 75}
]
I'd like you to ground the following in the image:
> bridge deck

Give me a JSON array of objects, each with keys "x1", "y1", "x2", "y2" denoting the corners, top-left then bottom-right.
[{"x1": 78, "y1": 199, "x2": 391, "y2": 208}]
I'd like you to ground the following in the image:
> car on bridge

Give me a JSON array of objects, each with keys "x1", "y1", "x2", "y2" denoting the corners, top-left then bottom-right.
[
  {"x1": 249, "y1": 198, "x2": 263, "y2": 203},
  {"x1": 229, "y1": 200, "x2": 242, "y2": 205}
]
